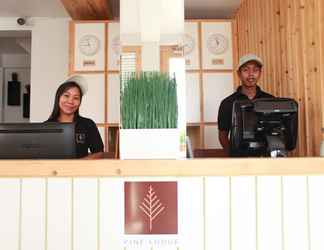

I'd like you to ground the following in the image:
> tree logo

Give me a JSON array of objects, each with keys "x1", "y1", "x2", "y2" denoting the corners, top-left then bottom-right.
[
  {"x1": 124, "y1": 182, "x2": 178, "y2": 234},
  {"x1": 139, "y1": 185, "x2": 165, "y2": 231}
]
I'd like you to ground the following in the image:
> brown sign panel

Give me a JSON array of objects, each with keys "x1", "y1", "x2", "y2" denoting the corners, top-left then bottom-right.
[
  {"x1": 125, "y1": 182, "x2": 178, "y2": 234},
  {"x1": 83, "y1": 60, "x2": 96, "y2": 66},
  {"x1": 212, "y1": 58, "x2": 224, "y2": 65}
]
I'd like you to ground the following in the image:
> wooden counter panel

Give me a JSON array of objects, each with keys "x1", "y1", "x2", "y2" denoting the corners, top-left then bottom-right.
[{"x1": 0, "y1": 158, "x2": 323, "y2": 177}]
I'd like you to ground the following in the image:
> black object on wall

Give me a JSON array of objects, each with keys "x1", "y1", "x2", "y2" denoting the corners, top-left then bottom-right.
[
  {"x1": 7, "y1": 72, "x2": 21, "y2": 106},
  {"x1": 23, "y1": 84, "x2": 30, "y2": 118}
]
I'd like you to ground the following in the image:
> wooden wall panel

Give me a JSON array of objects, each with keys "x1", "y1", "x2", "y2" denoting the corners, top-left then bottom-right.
[
  {"x1": 317, "y1": 0, "x2": 324, "y2": 142},
  {"x1": 236, "y1": 0, "x2": 324, "y2": 156}
]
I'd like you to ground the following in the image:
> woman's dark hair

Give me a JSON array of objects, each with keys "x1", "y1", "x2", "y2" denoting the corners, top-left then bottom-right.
[{"x1": 48, "y1": 81, "x2": 83, "y2": 121}]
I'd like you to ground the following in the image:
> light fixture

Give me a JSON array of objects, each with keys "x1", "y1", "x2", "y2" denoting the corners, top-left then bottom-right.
[{"x1": 120, "y1": 0, "x2": 184, "y2": 43}]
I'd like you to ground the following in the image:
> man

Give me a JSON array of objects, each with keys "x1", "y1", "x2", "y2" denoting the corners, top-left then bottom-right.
[{"x1": 217, "y1": 54, "x2": 273, "y2": 155}]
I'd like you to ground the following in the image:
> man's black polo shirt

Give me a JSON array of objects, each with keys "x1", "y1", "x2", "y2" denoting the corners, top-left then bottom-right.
[{"x1": 218, "y1": 86, "x2": 273, "y2": 132}]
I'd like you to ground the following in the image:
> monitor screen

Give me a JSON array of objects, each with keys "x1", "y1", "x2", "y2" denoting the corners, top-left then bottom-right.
[
  {"x1": 0, "y1": 122, "x2": 76, "y2": 159},
  {"x1": 230, "y1": 98, "x2": 298, "y2": 157}
]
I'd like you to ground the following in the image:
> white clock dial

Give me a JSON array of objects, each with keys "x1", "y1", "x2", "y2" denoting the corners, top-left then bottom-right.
[
  {"x1": 207, "y1": 33, "x2": 229, "y2": 55},
  {"x1": 79, "y1": 34, "x2": 100, "y2": 56},
  {"x1": 183, "y1": 34, "x2": 195, "y2": 56}
]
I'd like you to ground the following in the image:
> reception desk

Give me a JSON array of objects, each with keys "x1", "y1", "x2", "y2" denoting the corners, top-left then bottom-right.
[
  {"x1": 1, "y1": 157, "x2": 324, "y2": 177},
  {"x1": 1, "y1": 158, "x2": 324, "y2": 250}
]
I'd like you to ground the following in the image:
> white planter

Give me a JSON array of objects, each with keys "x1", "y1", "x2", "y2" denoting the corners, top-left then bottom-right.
[{"x1": 120, "y1": 129, "x2": 180, "y2": 159}]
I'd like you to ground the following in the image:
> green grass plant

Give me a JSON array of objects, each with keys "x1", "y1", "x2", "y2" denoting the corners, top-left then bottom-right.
[{"x1": 121, "y1": 71, "x2": 178, "y2": 129}]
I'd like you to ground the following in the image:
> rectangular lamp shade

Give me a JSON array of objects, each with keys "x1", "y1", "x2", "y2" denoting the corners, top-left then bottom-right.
[
  {"x1": 120, "y1": 0, "x2": 184, "y2": 43},
  {"x1": 139, "y1": 0, "x2": 161, "y2": 42},
  {"x1": 160, "y1": 0, "x2": 184, "y2": 35},
  {"x1": 120, "y1": 0, "x2": 140, "y2": 36}
]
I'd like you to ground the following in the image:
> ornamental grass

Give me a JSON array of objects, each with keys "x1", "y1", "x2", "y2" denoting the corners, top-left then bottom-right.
[{"x1": 121, "y1": 71, "x2": 178, "y2": 129}]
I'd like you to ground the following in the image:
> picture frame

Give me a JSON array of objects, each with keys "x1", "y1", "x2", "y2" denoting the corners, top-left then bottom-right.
[
  {"x1": 201, "y1": 22, "x2": 233, "y2": 70},
  {"x1": 73, "y1": 22, "x2": 106, "y2": 72}
]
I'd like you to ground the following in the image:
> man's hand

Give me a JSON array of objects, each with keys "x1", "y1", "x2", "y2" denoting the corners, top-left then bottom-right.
[{"x1": 219, "y1": 130, "x2": 230, "y2": 156}]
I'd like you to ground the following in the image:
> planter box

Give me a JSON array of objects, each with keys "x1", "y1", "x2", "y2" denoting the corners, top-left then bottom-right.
[{"x1": 120, "y1": 129, "x2": 180, "y2": 159}]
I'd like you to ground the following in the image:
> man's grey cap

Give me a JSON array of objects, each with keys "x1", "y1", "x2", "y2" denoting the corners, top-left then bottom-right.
[{"x1": 237, "y1": 54, "x2": 263, "y2": 70}]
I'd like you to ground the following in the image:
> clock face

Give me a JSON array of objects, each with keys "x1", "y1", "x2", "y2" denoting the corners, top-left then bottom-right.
[
  {"x1": 79, "y1": 34, "x2": 100, "y2": 56},
  {"x1": 183, "y1": 34, "x2": 195, "y2": 56},
  {"x1": 207, "y1": 33, "x2": 229, "y2": 55}
]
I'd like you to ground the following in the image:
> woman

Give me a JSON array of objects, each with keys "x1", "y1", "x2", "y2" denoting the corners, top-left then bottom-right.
[{"x1": 47, "y1": 75, "x2": 104, "y2": 159}]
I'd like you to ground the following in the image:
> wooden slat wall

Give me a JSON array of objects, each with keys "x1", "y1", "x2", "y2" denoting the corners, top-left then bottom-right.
[{"x1": 235, "y1": 0, "x2": 324, "y2": 156}]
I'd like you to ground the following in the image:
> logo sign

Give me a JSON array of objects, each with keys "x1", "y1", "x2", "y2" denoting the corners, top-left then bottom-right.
[{"x1": 124, "y1": 182, "x2": 178, "y2": 234}]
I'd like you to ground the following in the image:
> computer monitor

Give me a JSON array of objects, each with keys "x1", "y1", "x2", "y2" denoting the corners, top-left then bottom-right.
[
  {"x1": 0, "y1": 122, "x2": 76, "y2": 159},
  {"x1": 230, "y1": 98, "x2": 298, "y2": 157}
]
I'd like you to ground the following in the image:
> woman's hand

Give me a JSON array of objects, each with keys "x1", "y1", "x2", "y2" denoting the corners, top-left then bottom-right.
[{"x1": 83, "y1": 152, "x2": 104, "y2": 159}]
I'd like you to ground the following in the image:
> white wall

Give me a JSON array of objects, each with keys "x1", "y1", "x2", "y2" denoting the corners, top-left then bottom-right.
[
  {"x1": 0, "y1": 19, "x2": 32, "y2": 122},
  {"x1": 30, "y1": 18, "x2": 70, "y2": 122},
  {"x1": 3, "y1": 67, "x2": 30, "y2": 123},
  {"x1": 1, "y1": 53, "x2": 30, "y2": 67},
  {"x1": 0, "y1": 17, "x2": 70, "y2": 122},
  {"x1": 0, "y1": 53, "x2": 30, "y2": 123}
]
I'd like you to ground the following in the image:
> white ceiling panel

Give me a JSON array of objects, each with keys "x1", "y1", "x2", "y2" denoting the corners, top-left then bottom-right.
[{"x1": 0, "y1": 0, "x2": 68, "y2": 18}]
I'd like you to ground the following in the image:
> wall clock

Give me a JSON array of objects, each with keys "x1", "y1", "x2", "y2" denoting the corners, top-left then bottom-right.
[
  {"x1": 207, "y1": 33, "x2": 229, "y2": 55},
  {"x1": 78, "y1": 34, "x2": 101, "y2": 56},
  {"x1": 183, "y1": 34, "x2": 195, "y2": 56}
]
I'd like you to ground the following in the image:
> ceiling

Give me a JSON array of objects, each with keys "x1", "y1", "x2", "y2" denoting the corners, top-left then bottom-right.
[
  {"x1": 185, "y1": 0, "x2": 240, "y2": 19},
  {"x1": 0, "y1": 0, "x2": 68, "y2": 18},
  {"x1": 0, "y1": 0, "x2": 240, "y2": 19}
]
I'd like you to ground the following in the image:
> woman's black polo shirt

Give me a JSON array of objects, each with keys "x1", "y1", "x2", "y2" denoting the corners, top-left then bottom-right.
[
  {"x1": 218, "y1": 86, "x2": 273, "y2": 132},
  {"x1": 47, "y1": 115, "x2": 104, "y2": 158}
]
